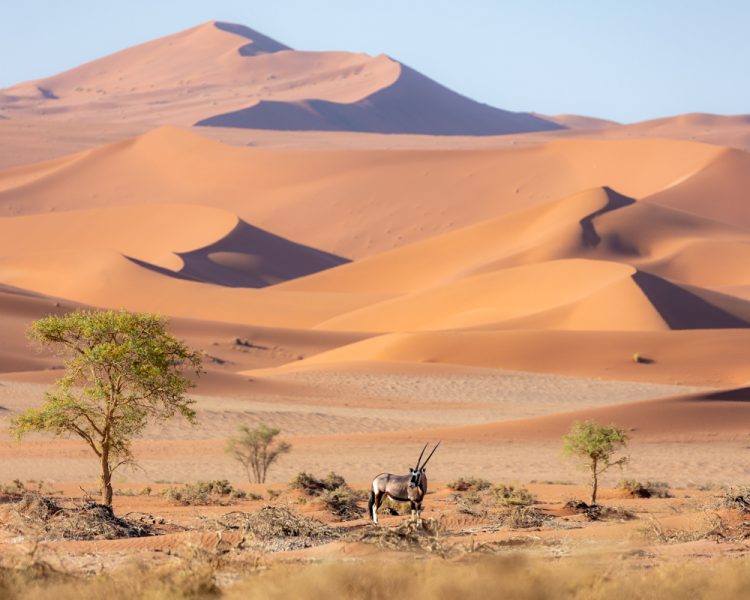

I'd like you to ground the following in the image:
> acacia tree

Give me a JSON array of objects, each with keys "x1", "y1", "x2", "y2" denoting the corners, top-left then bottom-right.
[
  {"x1": 563, "y1": 420, "x2": 629, "y2": 505},
  {"x1": 12, "y1": 310, "x2": 202, "y2": 508},
  {"x1": 226, "y1": 423, "x2": 291, "y2": 483}
]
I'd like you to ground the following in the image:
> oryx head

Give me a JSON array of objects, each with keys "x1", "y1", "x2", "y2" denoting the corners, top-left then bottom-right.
[{"x1": 409, "y1": 441, "x2": 440, "y2": 488}]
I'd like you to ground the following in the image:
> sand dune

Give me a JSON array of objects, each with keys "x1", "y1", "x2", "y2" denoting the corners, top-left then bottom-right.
[
  {"x1": 541, "y1": 114, "x2": 620, "y2": 129},
  {"x1": 0, "y1": 204, "x2": 345, "y2": 286},
  {"x1": 0, "y1": 21, "x2": 560, "y2": 136},
  {"x1": 0, "y1": 127, "x2": 727, "y2": 261},
  {"x1": 397, "y1": 385, "x2": 750, "y2": 442},
  {"x1": 643, "y1": 148, "x2": 750, "y2": 229},
  {"x1": 265, "y1": 329, "x2": 750, "y2": 387},
  {"x1": 196, "y1": 62, "x2": 562, "y2": 135}
]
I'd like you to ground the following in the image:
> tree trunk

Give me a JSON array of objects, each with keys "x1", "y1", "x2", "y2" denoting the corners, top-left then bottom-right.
[
  {"x1": 590, "y1": 460, "x2": 598, "y2": 505},
  {"x1": 101, "y1": 450, "x2": 113, "y2": 507}
]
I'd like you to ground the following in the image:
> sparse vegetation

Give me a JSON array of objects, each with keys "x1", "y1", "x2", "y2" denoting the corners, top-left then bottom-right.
[
  {"x1": 563, "y1": 420, "x2": 629, "y2": 505},
  {"x1": 290, "y1": 471, "x2": 345, "y2": 496},
  {"x1": 618, "y1": 479, "x2": 671, "y2": 498},
  {"x1": 642, "y1": 511, "x2": 736, "y2": 544},
  {"x1": 5, "y1": 491, "x2": 153, "y2": 541},
  {"x1": 564, "y1": 499, "x2": 634, "y2": 521},
  {"x1": 354, "y1": 519, "x2": 450, "y2": 555},
  {"x1": 12, "y1": 310, "x2": 202, "y2": 507},
  {"x1": 163, "y1": 480, "x2": 246, "y2": 506},
  {"x1": 494, "y1": 484, "x2": 535, "y2": 507},
  {"x1": 226, "y1": 423, "x2": 291, "y2": 484},
  {"x1": 290, "y1": 471, "x2": 364, "y2": 520},
  {"x1": 320, "y1": 486, "x2": 365, "y2": 521},
  {"x1": 502, "y1": 506, "x2": 549, "y2": 529},
  {"x1": 0, "y1": 480, "x2": 28, "y2": 500},
  {"x1": 447, "y1": 477, "x2": 492, "y2": 492},
  {"x1": 216, "y1": 505, "x2": 336, "y2": 543}
]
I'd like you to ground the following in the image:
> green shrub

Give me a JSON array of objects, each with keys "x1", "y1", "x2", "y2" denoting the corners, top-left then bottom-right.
[
  {"x1": 163, "y1": 480, "x2": 246, "y2": 506},
  {"x1": 494, "y1": 484, "x2": 535, "y2": 507},
  {"x1": 290, "y1": 472, "x2": 347, "y2": 497},
  {"x1": 447, "y1": 477, "x2": 492, "y2": 492}
]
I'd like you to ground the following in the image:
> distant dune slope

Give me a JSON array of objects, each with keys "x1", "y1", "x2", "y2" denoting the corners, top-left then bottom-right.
[
  {"x1": 365, "y1": 385, "x2": 750, "y2": 442},
  {"x1": 0, "y1": 21, "x2": 561, "y2": 136},
  {"x1": 260, "y1": 329, "x2": 750, "y2": 387},
  {"x1": 0, "y1": 127, "x2": 727, "y2": 260}
]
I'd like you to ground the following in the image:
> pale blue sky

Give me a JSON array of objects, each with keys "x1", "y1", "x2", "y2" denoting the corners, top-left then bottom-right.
[{"x1": 1, "y1": 0, "x2": 747, "y2": 123}]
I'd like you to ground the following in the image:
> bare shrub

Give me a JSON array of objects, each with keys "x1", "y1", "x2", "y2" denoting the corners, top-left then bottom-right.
[
  {"x1": 216, "y1": 506, "x2": 337, "y2": 552},
  {"x1": 353, "y1": 519, "x2": 452, "y2": 556},
  {"x1": 6, "y1": 492, "x2": 152, "y2": 541}
]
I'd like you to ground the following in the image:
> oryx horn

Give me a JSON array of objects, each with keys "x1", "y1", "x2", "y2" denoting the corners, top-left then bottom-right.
[
  {"x1": 420, "y1": 441, "x2": 441, "y2": 469},
  {"x1": 414, "y1": 442, "x2": 429, "y2": 470}
]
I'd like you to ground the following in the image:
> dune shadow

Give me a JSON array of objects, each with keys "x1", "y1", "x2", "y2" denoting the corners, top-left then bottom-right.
[
  {"x1": 632, "y1": 271, "x2": 750, "y2": 330},
  {"x1": 579, "y1": 187, "x2": 635, "y2": 248},
  {"x1": 213, "y1": 21, "x2": 290, "y2": 55},
  {"x1": 699, "y1": 387, "x2": 750, "y2": 402},
  {"x1": 37, "y1": 86, "x2": 58, "y2": 100},
  {"x1": 127, "y1": 219, "x2": 348, "y2": 288},
  {"x1": 196, "y1": 63, "x2": 563, "y2": 136}
]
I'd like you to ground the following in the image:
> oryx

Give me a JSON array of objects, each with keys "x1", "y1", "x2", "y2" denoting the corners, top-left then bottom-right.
[{"x1": 368, "y1": 442, "x2": 440, "y2": 525}]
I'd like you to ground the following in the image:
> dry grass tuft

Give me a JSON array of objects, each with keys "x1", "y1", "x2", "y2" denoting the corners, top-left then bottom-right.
[{"x1": 7, "y1": 550, "x2": 750, "y2": 598}]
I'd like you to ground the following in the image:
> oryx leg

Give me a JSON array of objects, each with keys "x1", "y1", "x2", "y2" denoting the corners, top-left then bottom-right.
[
  {"x1": 410, "y1": 500, "x2": 418, "y2": 523},
  {"x1": 371, "y1": 489, "x2": 385, "y2": 525}
]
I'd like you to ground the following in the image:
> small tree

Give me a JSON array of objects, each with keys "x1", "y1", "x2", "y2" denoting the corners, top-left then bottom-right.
[
  {"x1": 563, "y1": 420, "x2": 629, "y2": 505},
  {"x1": 226, "y1": 423, "x2": 291, "y2": 483},
  {"x1": 12, "y1": 310, "x2": 202, "y2": 508}
]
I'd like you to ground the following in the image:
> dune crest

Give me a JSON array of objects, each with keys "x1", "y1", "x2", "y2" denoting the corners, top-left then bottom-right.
[{"x1": 0, "y1": 21, "x2": 561, "y2": 135}]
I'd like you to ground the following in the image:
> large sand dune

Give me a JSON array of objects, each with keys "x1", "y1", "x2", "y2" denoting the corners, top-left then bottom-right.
[
  {"x1": 0, "y1": 127, "x2": 730, "y2": 261},
  {"x1": 0, "y1": 21, "x2": 560, "y2": 136}
]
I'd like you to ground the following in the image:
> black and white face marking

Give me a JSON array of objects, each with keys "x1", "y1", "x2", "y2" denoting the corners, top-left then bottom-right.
[{"x1": 409, "y1": 469, "x2": 421, "y2": 487}]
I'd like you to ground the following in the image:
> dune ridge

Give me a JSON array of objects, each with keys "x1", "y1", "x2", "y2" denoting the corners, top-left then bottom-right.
[{"x1": 0, "y1": 21, "x2": 560, "y2": 136}]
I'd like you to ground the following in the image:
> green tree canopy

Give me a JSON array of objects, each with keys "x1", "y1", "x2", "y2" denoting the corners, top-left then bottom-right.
[
  {"x1": 12, "y1": 310, "x2": 202, "y2": 507},
  {"x1": 563, "y1": 420, "x2": 629, "y2": 505}
]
